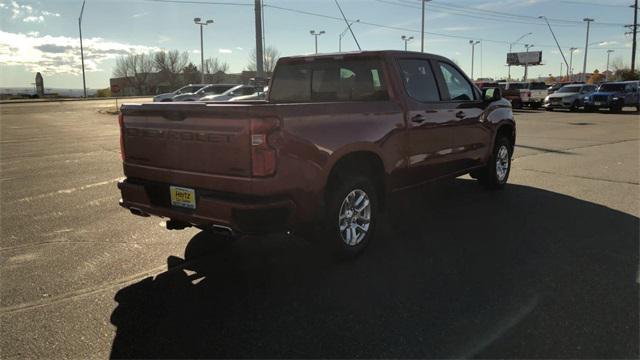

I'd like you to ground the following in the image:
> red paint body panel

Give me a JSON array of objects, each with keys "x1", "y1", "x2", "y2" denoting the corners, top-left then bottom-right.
[{"x1": 118, "y1": 51, "x2": 515, "y2": 234}]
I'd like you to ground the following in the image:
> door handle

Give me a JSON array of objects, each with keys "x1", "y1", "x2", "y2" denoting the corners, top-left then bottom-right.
[
  {"x1": 455, "y1": 111, "x2": 466, "y2": 119},
  {"x1": 411, "y1": 114, "x2": 426, "y2": 124}
]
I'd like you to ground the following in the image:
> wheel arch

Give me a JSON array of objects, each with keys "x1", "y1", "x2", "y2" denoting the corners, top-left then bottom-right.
[{"x1": 323, "y1": 149, "x2": 387, "y2": 211}]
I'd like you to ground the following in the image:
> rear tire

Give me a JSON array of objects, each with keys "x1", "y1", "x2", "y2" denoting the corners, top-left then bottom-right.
[
  {"x1": 569, "y1": 100, "x2": 579, "y2": 112},
  {"x1": 322, "y1": 175, "x2": 378, "y2": 259},
  {"x1": 546, "y1": 107, "x2": 553, "y2": 112},
  {"x1": 475, "y1": 137, "x2": 512, "y2": 190}
]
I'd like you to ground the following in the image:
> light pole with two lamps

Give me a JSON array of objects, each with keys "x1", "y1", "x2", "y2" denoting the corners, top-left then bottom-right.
[
  {"x1": 194, "y1": 17, "x2": 213, "y2": 84},
  {"x1": 310, "y1": 30, "x2": 325, "y2": 54},
  {"x1": 401, "y1": 35, "x2": 414, "y2": 51}
]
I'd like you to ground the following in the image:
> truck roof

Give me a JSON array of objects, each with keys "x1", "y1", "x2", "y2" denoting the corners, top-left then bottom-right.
[{"x1": 278, "y1": 50, "x2": 452, "y2": 63}]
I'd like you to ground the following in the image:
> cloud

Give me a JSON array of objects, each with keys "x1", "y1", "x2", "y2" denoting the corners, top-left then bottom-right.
[
  {"x1": 4, "y1": 1, "x2": 60, "y2": 23},
  {"x1": 191, "y1": 49, "x2": 200, "y2": 54},
  {"x1": 22, "y1": 15, "x2": 43, "y2": 22},
  {"x1": 235, "y1": 46, "x2": 243, "y2": 51},
  {"x1": 597, "y1": 41, "x2": 618, "y2": 47},
  {"x1": 442, "y1": 26, "x2": 475, "y2": 32},
  {"x1": 157, "y1": 35, "x2": 171, "y2": 44},
  {"x1": 132, "y1": 12, "x2": 149, "y2": 18},
  {"x1": 0, "y1": 30, "x2": 159, "y2": 75},
  {"x1": 218, "y1": 48, "x2": 232, "y2": 54}
]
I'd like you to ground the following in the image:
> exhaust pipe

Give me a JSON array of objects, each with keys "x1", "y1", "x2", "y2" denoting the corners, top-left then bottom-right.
[{"x1": 211, "y1": 224, "x2": 236, "y2": 237}]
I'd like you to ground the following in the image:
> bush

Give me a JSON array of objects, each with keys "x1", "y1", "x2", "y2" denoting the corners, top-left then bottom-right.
[{"x1": 96, "y1": 88, "x2": 112, "y2": 97}]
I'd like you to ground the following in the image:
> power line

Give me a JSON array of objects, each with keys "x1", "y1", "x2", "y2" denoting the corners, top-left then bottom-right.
[
  {"x1": 396, "y1": 0, "x2": 626, "y2": 27},
  {"x1": 134, "y1": 0, "x2": 633, "y2": 51},
  {"x1": 556, "y1": 0, "x2": 630, "y2": 8}
]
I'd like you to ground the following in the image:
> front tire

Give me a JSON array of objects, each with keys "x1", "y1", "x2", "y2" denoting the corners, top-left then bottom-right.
[
  {"x1": 476, "y1": 137, "x2": 512, "y2": 190},
  {"x1": 323, "y1": 175, "x2": 378, "y2": 259}
]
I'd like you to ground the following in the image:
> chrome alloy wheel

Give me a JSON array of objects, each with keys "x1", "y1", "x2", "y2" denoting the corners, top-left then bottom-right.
[
  {"x1": 496, "y1": 145, "x2": 510, "y2": 182},
  {"x1": 338, "y1": 189, "x2": 371, "y2": 246}
]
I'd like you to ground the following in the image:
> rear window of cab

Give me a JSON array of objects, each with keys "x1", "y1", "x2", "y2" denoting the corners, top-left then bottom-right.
[{"x1": 269, "y1": 58, "x2": 389, "y2": 103}]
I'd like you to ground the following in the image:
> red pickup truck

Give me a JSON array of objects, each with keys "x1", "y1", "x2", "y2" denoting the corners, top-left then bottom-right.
[{"x1": 117, "y1": 51, "x2": 515, "y2": 257}]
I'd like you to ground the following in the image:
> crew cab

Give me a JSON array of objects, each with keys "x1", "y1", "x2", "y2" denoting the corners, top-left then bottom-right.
[
  {"x1": 117, "y1": 51, "x2": 515, "y2": 257},
  {"x1": 584, "y1": 81, "x2": 640, "y2": 113}
]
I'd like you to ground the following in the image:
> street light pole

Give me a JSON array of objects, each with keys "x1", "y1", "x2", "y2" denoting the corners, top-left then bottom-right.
[
  {"x1": 194, "y1": 18, "x2": 214, "y2": 84},
  {"x1": 582, "y1": 18, "x2": 594, "y2": 82},
  {"x1": 78, "y1": 0, "x2": 86, "y2": 98},
  {"x1": 524, "y1": 44, "x2": 534, "y2": 81},
  {"x1": 339, "y1": 19, "x2": 359, "y2": 52},
  {"x1": 421, "y1": 0, "x2": 432, "y2": 52},
  {"x1": 508, "y1": 32, "x2": 532, "y2": 81},
  {"x1": 569, "y1": 47, "x2": 577, "y2": 81},
  {"x1": 606, "y1": 49, "x2": 614, "y2": 81},
  {"x1": 469, "y1": 40, "x2": 480, "y2": 80},
  {"x1": 401, "y1": 35, "x2": 414, "y2": 51},
  {"x1": 310, "y1": 30, "x2": 325, "y2": 54}
]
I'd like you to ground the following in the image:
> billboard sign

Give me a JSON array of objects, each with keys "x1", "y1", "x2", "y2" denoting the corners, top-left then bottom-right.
[{"x1": 507, "y1": 51, "x2": 542, "y2": 66}]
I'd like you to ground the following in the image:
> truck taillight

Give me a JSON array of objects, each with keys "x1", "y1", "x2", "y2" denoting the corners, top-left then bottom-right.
[
  {"x1": 118, "y1": 113, "x2": 125, "y2": 160},
  {"x1": 250, "y1": 118, "x2": 279, "y2": 177}
]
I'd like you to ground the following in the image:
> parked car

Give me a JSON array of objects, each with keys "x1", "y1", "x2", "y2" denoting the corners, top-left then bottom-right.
[
  {"x1": 543, "y1": 83, "x2": 598, "y2": 111},
  {"x1": 547, "y1": 81, "x2": 584, "y2": 95},
  {"x1": 200, "y1": 85, "x2": 259, "y2": 102},
  {"x1": 475, "y1": 81, "x2": 499, "y2": 89},
  {"x1": 583, "y1": 81, "x2": 640, "y2": 113},
  {"x1": 525, "y1": 82, "x2": 549, "y2": 109},
  {"x1": 172, "y1": 84, "x2": 238, "y2": 101},
  {"x1": 229, "y1": 86, "x2": 269, "y2": 101},
  {"x1": 153, "y1": 84, "x2": 206, "y2": 102},
  {"x1": 497, "y1": 82, "x2": 526, "y2": 108},
  {"x1": 117, "y1": 50, "x2": 515, "y2": 258}
]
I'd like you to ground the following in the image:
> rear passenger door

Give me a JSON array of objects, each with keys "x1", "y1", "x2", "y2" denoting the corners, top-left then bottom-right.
[
  {"x1": 397, "y1": 58, "x2": 460, "y2": 184},
  {"x1": 433, "y1": 61, "x2": 491, "y2": 171}
]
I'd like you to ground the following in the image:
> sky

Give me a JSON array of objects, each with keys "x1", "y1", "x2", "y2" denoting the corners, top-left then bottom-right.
[{"x1": 0, "y1": 0, "x2": 637, "y2": 89}]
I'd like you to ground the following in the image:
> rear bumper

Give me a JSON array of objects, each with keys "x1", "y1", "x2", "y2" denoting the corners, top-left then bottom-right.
[{"x1": 118, "y1": 178, "x2": 296, "y2": 234}]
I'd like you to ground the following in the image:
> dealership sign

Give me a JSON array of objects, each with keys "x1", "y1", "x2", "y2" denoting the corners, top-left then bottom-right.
[{"x1": 507, "y1": 51, "x2": 543, "y2": 66}]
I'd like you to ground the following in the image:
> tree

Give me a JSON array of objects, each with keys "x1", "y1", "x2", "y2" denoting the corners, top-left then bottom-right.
[
  {"x1": 204, "y1": 57, "x2": 229, "y2": 74},
  {"x1": 154, "y1": 50, "x2": 189, "y2": 88},
  {"x1": 247, "y1": 46, "x2": 280, "y2": 73},
  {"x1": 113, "y1": 53, "x2": 155, "y2": 95},
  {"x1": 182, "y1": 63, "x2": 201, "y2": 84},
  {"x1": 588, "y1": 69, "x2": 603, "y2": 84}
]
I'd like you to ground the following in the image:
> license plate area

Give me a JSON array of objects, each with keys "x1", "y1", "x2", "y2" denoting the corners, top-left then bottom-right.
[{"x1": 170, "y1": 186, "x2": 196, "y2": 209}]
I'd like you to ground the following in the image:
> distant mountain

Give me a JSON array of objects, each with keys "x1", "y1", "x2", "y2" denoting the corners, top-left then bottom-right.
[{"x1": 0, "y1": 87, "x2": 98, "y2": 97}]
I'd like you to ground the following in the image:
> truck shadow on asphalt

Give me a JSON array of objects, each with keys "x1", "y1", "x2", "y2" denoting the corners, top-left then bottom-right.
[{"x1": 109, "y1": 179, "x2": 639, "y2": 359}]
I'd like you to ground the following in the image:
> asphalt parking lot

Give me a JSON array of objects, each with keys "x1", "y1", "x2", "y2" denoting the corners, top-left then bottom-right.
[{"x1": 1, "y1": 99, "x2": 638, "y2": 359}]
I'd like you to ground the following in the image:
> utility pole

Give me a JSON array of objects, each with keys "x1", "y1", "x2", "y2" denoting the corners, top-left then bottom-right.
[
  {"x1": 582, "y1": 18, "x2": 594, "y2": 82},
  {"x1": 401, "y1": 35, "x2": 414, "y2": 51},
  {"x1": 310, "y1": 30, "x2": 325, "y2": 54},
  {"x1": 606, "y1": 49, "x2": 614, "y2": 81},
  {"x1": 539, "y1": 16, "x2": 569, "y2": 75},
  {"x1": 421, "y1": 0, "x2": 432, "y2": 52},
  {"x1": 194, "y1": 17, "x2": 213, "y2": 83},
  {"x1": 569, "y1": 47, "x2": 577, "y2": 81},
  {"x1": 508, "y1": 32, "x2": 532, "y2": 81},
  {"x1": 254, "y1": 0, "x2": 264, "y2": 80},
  {"x1": 78, "y1": 0, "x2": 86, "y2": 98},
  {"x1": 339, "y1": 19, "x2": 359, "y2": 52},
  {"x1": 524, "y1": 44, "x2": 534, "y2": 81},
  {"x1": 631, "y1": 0, "x2": 638, "y2": 72},
  {"x1": 469, "y1": 40, "x2": 480, "y2": 80}
]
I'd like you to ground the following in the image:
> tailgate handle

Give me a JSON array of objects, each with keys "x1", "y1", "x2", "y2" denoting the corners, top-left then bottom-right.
[{"x1": 162, "y1": 111, "x2": 187, "y2": 121}]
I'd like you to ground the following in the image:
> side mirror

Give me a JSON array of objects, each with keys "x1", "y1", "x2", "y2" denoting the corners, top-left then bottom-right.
[{"x1": 483, "y1": 87, "x2": 501, "y2": 102}]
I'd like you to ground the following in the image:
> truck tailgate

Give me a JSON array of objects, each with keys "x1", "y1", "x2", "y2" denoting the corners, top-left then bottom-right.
[{"x1": 120, "y1": 102, "x2": 269, "y2": 178}]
